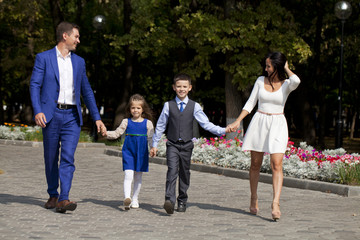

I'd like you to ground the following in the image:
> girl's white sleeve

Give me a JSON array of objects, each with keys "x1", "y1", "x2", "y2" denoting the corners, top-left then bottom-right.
[
  {"x1": 107, "y1": 119, "x2": 128, "y2": 140},
  {"x1": 242, "y1": 78, "x2": 261, "y2": 113},
  {"x1": 147, "y1": 120, "x2": 154, "y2": 148}
]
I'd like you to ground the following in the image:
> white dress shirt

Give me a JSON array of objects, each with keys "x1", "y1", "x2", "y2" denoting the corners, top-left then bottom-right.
[
  {"x1": 152, "y1": 96, "x2": 226, "y2": 147},
  {"x1": 56, "y1": 47, "x2": 75, "y2": 105}
]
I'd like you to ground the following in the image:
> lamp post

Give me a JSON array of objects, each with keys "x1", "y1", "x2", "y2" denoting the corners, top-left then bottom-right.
[
  {"x1": 334, "y1": 1, "x2": 351, "y2": 148},
  {"x1": 91, "y1": 15, "x2": 106, "y2": 141},
  {"x1": 93, "y1": 15, "x2": 106, "y2": 31},
  {"x1": 92, "y1": 15, "x2": 106, "y2": 99}
]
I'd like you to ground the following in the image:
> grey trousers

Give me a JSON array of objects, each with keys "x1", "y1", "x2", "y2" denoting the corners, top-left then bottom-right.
[{"x1": 165, "y1": 140, "x2": 194, "y2": 205}]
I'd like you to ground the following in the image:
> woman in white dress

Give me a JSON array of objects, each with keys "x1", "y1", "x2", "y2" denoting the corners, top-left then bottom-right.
[{"x1": 228, "y1": 52, "x2": 300, "y2": 221}]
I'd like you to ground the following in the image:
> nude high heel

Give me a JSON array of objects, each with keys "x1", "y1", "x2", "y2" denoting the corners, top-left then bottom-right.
[
  {"x1": 271, "y1": 202, "x2": 281, "y2": 221},
  {"x1": 249, "y1": 197, "x2": 259, "y2": 215}
]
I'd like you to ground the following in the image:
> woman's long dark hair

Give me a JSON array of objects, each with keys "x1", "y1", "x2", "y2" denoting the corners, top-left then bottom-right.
[
  {"x1": 262, "y1": 52, "x2": 287, "y2": 90},
  {"x1": 125, "y1": 94, "x2": 153, "y2": 122}
]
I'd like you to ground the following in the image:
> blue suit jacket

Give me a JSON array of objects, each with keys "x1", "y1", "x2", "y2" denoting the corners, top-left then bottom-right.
[{"x1": 29, "y1": 47, "x2": 100, "y2": 126}]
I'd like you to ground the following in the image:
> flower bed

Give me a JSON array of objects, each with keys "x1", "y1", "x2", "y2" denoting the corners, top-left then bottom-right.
[
  {"x1": 155, "y1": 134, "x2": 360, "y2": 185},
  {"x1": 2, "y1": 124, "x2": 359, "y2": 185},
  {"x1": 0, "y1": 123, "x2": 36, "y2": 140},
  {"x1": 0, "y1": 124, "x2": 92, "y2": 142}
]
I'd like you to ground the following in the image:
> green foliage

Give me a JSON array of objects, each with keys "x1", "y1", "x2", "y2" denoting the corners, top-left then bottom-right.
[
  {"x1": 140, "y1": 74, "x2": 173, "y2": 107},
  {"x1": 0, "y1": 0, "x2": 54, "y2": 109},
  {"x1": 79, "y1": 131, "x2": 92, "y2": 143},
  {"x1": 24, "y1": 129, "x2": 92, "y2": 143},
  {"x1": 108, "y1": 0, "x2": 311, "y2": 93},
  {"x1": 1, "y1": 0, "x2": 359, "y2": 143},
  {"x1": 24, "y1": 128, "x2": 43, "y2": 142},
  {"x1": 338, "y1": 163, "x2": 360, "y2": 186}
]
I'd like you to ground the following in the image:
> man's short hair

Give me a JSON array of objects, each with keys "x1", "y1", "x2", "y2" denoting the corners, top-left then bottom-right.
[
  {"x1": 173, "y1": 73, "x2": 192, "y2": 85},
  {"x1": 56, "y1": 21, "x2": 80, "y2": 43}
]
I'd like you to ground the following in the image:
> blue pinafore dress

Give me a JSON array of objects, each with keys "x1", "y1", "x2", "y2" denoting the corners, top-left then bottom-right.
[{"x1": 121, "y1": 118, "x2": 149, "y2": 172}]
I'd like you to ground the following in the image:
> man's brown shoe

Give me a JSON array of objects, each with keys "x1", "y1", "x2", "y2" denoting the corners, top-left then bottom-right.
[
  {"x1": 56, "y1": 200, "x2": 77, "y2": 213},
  {"x1": 44, "y1": 197, "x2": 58, "y2": 209}
]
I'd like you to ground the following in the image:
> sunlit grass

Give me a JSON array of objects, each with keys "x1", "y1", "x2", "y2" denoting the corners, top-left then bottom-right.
[
  {"x1": 24, "y1": 128, "x2": 43, "y2": 141},
  {"x1": 338, "y1": 163, "x2": 360, "y2": 185}
]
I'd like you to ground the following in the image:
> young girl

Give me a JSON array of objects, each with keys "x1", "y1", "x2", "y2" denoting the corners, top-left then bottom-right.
[{"x1": 104, "y1": 94, "x2": 154, "y2": 210}]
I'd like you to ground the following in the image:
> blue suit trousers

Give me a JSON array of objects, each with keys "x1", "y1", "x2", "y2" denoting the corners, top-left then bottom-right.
[{"x1": 42, "y1": 108, "x2": 81, "y2": 202}]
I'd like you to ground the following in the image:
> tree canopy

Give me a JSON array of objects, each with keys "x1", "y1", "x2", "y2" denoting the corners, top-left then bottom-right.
[{"x1": 0, "y1": 0, "x2": 359, "y2": 149}]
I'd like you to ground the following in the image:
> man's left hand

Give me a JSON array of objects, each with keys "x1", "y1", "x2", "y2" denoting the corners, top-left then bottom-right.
[{"x1": 95, "y1": 120, "x2": 107, "y2": 136}]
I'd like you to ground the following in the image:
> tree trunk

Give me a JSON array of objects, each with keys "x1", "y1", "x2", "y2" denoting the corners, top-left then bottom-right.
[
  {"x1": 113, "y1": 0, "x2": 134, "y2": 128},
  {"x1": 225, "y1": 72, "x2": 243, "y2": 139},
  {"x1": 224, "y1": 0, "x2": 243, "y2": 139},
  {"x1": 22, "y1": 14, "x2": 36, "y2": 124},
  {"x1": 313, "y1": 0, "x2": 325, "y2": 148},
  {"x1": 76, "y1": 0, "x2": 83, "y2": 25},
  {"x1": 350, "y1": 111, "x2": 357, "y2": 139},
  {"x1": 302, "y1": 100, "x2": 316, "y2": 145},
  {"x1": 0, "y1": 59, "x2": 3, "y2": 125},
  {"x1": 48, "y1": 0, "x2": 64, "y2": 38}
]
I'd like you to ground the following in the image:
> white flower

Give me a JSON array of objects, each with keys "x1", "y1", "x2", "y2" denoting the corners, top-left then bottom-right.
[
  {"x1": 154, "y1": 136, "x2": 360, "y2": 183},
  {"x1": 0, "y1": 126, "x2": 25, "y2": 140}
]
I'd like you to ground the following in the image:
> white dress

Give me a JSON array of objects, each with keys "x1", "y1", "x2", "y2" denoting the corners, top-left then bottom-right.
[{"x1": 242, "y1": 75, "x2": 301, "y2": 154}]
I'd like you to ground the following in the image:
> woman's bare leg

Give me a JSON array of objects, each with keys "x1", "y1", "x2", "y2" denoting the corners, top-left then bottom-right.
[
  {"x1": 249, "y1": 151, "x2": 264, "y2": 214},
  {"x1": 270, "y1": 153, "x2": 284, "y2": 220}
]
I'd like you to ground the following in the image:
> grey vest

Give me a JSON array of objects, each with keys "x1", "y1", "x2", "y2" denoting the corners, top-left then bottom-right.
[{"x1": 167, "y1": 99, "x2": 195, "y2": 142}]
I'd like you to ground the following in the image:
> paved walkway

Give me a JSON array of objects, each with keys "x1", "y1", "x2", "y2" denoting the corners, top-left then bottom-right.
[{"x1": 0, "y1": 144, "x2": 359, "y2": 240}]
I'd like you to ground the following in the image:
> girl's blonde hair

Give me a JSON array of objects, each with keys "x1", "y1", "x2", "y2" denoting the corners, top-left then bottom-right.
[{"x1": 125, "y1": 94, "x2": 153, "y2": 122}]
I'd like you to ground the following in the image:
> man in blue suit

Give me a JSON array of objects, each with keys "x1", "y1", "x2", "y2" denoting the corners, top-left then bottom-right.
[{"x1": 30, "y1": 21, "x2": 106, "y2": 213}]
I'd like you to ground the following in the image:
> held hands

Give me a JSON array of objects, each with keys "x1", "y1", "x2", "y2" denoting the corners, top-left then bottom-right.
[
  {"x1": 150, "y1": 147, "x2": 157, "y2": 157},
  {"x1": 226, "y1": 121, "x2": 240, "y2": 133},
  {"x1": 95, "y1": 120, "x2": 107, "y2": 137},
  {"x1": 225, "y1": 125, "x2": 232, "y2": 133},
  {"x1": 102, "y1": 129, "x2": 107, "y2": 137},
  {"x1": 226, "y1": 110, "x2": 248, "y2": 133}
]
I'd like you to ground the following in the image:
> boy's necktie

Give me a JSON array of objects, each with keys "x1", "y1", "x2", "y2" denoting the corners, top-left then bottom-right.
[{"x1": 180, "y1": 102, "x2": 184, "y2": 112}]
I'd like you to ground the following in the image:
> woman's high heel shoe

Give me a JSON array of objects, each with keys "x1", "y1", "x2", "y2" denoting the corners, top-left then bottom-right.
[
  {"x1": 271, "y1": 202, "x2": 281, "y2": 221},
  {"x1": 249, "y1": 197, "x2": 259, "y2": 215}
]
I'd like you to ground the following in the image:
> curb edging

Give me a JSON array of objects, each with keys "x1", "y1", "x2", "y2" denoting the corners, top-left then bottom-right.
[{"x1": 104, "y1": 148, "x2": 360, "y2": 198}]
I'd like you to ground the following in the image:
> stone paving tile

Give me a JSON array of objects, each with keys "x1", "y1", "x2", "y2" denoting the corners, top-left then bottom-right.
[{"x1": 0, "y1": 144, "x2": 359, "y2": 240}]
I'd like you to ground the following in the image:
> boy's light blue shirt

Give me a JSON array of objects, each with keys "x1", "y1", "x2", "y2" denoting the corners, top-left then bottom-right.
[{"x1": 152, "y1": 96, "x2": 226, "y2": 148}]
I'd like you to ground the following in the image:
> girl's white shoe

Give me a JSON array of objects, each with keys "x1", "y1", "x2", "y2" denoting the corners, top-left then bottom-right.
[{"x1": 131, "y1": 200, "x2": 139, "y2": 209}]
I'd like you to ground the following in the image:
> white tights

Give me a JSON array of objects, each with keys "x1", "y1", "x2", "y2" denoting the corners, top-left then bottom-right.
[{"x1": 124, "y1": 170, "x2": 142, "y2": 200}]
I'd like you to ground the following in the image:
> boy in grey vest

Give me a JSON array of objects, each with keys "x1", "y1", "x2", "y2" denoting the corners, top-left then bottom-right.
[{"x1": 150, "y1": 73, "x2": 229, "y2": 214}]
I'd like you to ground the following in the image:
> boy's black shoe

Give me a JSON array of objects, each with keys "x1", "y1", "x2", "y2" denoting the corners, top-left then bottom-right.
[
  {"x1": 163, "y1": 200, "x2": 174, "y2": 214},
  {"x1": 177, "y1": 202, "x2": 186, "y2": 212}
]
